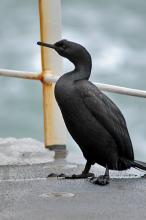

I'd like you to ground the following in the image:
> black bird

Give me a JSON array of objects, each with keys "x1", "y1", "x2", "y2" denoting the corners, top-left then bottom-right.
[{"x1": 37, "y1": 40, "x2": 146, "y2": 185}]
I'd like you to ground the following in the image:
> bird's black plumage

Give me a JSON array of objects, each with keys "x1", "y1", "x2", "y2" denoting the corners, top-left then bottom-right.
[{"x1": 37, "y1": 39, "x2": 146, "y2": 185}]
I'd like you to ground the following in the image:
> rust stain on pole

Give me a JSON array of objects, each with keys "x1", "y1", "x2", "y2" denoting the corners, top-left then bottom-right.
[{"x1": 39, "y1": 0, "x2": 66, "y2": 148}]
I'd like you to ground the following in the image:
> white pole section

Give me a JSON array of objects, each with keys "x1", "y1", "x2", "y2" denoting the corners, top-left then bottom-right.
[
  {"x1": 93, "y1": 82, "x2": 146, "y2": 98},
  {"x1": 0, "y1": 69, "x2": 41, "y2": 80},
  {"x1": 39, "y1": 0, "x2": 66, "y2": 148}
]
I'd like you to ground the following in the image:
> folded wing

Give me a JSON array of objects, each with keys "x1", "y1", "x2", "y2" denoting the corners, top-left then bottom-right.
[{"x1": 77, "y1": 81, "x2": 134, "y2": 161}]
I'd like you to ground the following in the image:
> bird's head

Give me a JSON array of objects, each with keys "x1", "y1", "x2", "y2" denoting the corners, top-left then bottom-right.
[{"x1": 37, "y1": 39, "x2": 92, "y2": 68}]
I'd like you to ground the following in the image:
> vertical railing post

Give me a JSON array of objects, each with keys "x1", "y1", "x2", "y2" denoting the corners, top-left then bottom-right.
[{"x1": 39, "y1": 0, "x2": 66, "y2": 148}]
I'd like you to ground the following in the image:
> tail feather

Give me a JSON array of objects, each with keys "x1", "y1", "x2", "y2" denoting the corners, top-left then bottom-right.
[{"x1": 130, "y1": 160, "x2": 146, "y2": 171}]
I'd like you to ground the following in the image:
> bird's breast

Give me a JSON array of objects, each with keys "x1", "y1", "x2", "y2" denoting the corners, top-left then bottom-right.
[
  {"x1": 55, "y1": 78, "x2": 75, "y2": 104},
  {"x1": 55, "y1": 79, "x2": 100, "y2": 134}
]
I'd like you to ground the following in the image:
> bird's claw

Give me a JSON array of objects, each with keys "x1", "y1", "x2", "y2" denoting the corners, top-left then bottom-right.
[
  {"x1": 47, "y1": 173, "x2": 58, "y2": 178},
  {"x1": 47, "y1": 173, "x2": 67, "y2": 178},
  {"x1": 57, "y1": 174, "x2": 78, "y2": 179},
  {"x1": 64, "y1": 172, "x2": 94, "y2": 179},
  {"x1": 57, "y1": 173, "x2": 66, "y2": 179}
]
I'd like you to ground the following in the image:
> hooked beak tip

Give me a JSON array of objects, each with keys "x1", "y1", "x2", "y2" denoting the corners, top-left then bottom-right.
[{"x1": 37, "y1": 41, "x2": 41, "y2": 46}]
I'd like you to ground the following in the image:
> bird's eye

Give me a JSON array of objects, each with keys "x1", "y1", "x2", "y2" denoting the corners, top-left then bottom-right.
[
  {"x1": 56, "y1": 42, "x2": 67, "y2": 50},
  {"x1": 59, "y1": 43, "x2": 67, "y2": 50},
  {"x1": 55, "y1": 42, "x2": 67, "y2": 50},
  {"x1": 62, "y1": 44, "x2": 67, "y2": 49}
]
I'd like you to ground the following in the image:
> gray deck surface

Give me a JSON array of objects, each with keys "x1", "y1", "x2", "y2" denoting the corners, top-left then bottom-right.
[{"x1": 0, "y1": 159, "x2": 146, "y2": 220}]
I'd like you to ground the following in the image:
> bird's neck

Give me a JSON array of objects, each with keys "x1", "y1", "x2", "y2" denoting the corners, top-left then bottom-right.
[{"x1": 65, "y1": 56, "x2": 92, "y2": 81}]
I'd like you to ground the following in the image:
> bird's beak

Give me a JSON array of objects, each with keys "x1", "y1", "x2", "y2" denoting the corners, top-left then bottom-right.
[{"x1": 37, "y1": 41, "x2": 57, "y2": 49}]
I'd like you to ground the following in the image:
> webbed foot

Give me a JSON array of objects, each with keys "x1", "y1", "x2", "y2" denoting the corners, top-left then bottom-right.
[
  {"x1": 90, "y1": 175, "x2": 110, "y2": 186},
  {"x1": 58, "y1": 172, "x2": 94, "y2": 179},
  {"x1": 47, "y1": 161, "x2": 93, "y2": 179},
  {"x1": 47, "y1": 172, "x2": 94, "y2": 179}
]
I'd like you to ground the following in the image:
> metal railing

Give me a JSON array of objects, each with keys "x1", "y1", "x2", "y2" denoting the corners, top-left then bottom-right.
[{"x1": 0, "y1": 0, "x2": 146, "y2": 148}]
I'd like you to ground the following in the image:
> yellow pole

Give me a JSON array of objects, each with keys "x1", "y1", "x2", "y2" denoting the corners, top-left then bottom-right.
[{"x1": 39, "y1": 0, "x2": 66, "y2": 148}]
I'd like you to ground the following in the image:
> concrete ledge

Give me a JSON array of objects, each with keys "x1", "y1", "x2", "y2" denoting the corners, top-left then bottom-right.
[{"x1": 0, "y1": 160, "x2": 146, "y2": 220}]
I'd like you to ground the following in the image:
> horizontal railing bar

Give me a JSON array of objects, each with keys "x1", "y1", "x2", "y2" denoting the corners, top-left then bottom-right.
[
  {"x1": 44, "y1": 73, "x2": 146, "y2": 98},
  {"x1": 93, "y1": 82, "x2": 146, "y2": 98},
  {"x1": 0, "y1": 69, "x2": 146, "y2": 98},
  {"x1": 0, "y1": 68, "x2": 41, "y2": 80}
]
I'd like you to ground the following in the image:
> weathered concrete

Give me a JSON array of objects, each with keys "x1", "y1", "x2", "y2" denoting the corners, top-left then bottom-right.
[{"x1": 0, "y1": 159, "x2": 146, "y2": 220}]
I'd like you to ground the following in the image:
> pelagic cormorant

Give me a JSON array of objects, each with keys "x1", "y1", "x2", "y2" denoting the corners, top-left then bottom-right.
[{"x1": 37, "y1": 40, "x2": 146, "y2": 185}]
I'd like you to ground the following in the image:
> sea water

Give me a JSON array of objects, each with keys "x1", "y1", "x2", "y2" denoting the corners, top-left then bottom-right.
[{"x1": 0, "y1": 0, "x2": 145, "y2": 164}]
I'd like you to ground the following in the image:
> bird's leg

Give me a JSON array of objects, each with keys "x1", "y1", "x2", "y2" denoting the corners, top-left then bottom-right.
[
  {"x1": 47, "y1": 162, "x2": 94, "y2": 179},
  {"x1": 90, "y1": 165, "x2": 110, "y2": 186}
]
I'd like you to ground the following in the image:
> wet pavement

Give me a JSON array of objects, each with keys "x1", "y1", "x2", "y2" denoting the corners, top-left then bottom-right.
[{"x1": 0, "y1": 159, "x2": 146, "y2": 220}]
